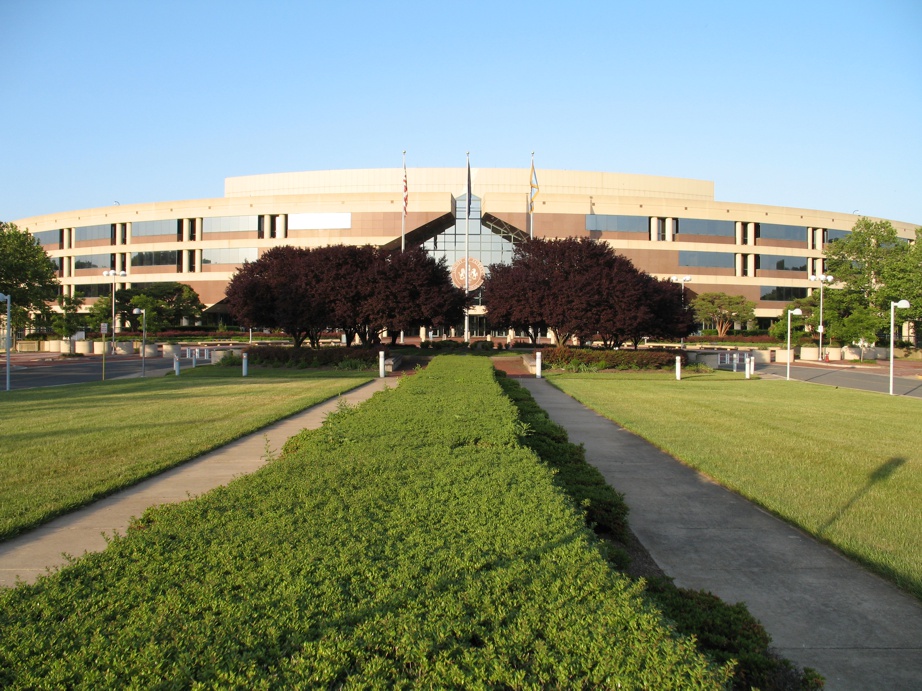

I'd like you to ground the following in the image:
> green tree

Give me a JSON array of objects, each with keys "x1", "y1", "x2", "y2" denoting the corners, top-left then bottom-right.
[
  {"x1": 51, "y1": 293, "x2": 85, "y2": 339},
  {"x1": 768, "y1": 296, "x2": 813, "y2": 342},
  {"x1": 119, "y1": 282, "x2": 205, "y2": 331},
  {"x1": 838, "y1": 307, "x2": 880, "y2": 358},
  {"x1": 128, "y1": 295, "x2": 167, "y2": 334},
  {"x1": 0, "y1": 222, "x2": 60, "y2": 332},
  {"x1": 823, "y1": 219, "x2": 921, "y2": 339},
  {"x1": 691, "y1": 292, "x2": 756, "y2": 337},
  {"x1": 879, "y1": 228, "x2": 922, "y2": 331}
]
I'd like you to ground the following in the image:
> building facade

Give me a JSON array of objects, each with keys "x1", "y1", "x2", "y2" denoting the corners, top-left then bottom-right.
[{"x1": 14, "y1": 168, "x2": 919, "y2": 332}]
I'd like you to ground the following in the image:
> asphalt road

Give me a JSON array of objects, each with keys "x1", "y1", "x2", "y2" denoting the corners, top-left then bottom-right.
[
  {"x1": 758, "y1": 362, "x2": 922, "y2": 398},
  {"x1": 2, "y1": 355, "x2": 187, "y2": 390}
]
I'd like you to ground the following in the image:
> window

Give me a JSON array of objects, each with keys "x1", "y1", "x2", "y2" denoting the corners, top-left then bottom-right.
[
  {"x1": 202, "y1": 248, "x2": 258, "y2": 265},
  {"x1": 258, "y1": 215, "x2": 278, "y2": 239},
  {"x1": 678, "y1": 251, "x2": 735, "y2": 268},
  {"x1": 422, "y1": 194, "x2": 516, "y2": 271},
  {"x1": 73, "y1": 253, "x2": 114, "y2": 270},
  {"x1": 585, "y1": 214, "x2": 649, "y2": 233},
  {"x1": 757, "y1": 223, "x2": 806, "y2": 242},
  {"x1": 33, "y1": 229, "x2": 62, "y2": 247},
  {"x1": 131, "y1": 250, "x2": 178, "y2": 267},
  {"x1": 72, "y1": 284, "x2": 109, "y2": 298},
  {"x1": 74, "y1": 224, "x2": 114, "y2": 243},
  {"x1": 676, "y1": 219, "x2": 735, "y2": 237},
  {"x1": 760, "y1": 286, "x2": 808, "y2": 301},
  {"x1": 202, "y1": 216, "x2": 259, "y2": 233},
  {"x1": 757, "y1": 255, "x2": 808, "y2": 271},
  {"x1": 132, "y1": 219, "x2": 180, "y2": 237}
]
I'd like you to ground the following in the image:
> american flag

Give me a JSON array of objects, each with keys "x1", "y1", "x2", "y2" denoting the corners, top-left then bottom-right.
[
  {"x1": 466, "y1": 154, "x2": 471, "y2": 218},
  {"x1": 529, "y1": 154, "x2": 539, "y2": 213},
  {"x1": 402, "y1": 157, "x2": 408, "y2": 218}
]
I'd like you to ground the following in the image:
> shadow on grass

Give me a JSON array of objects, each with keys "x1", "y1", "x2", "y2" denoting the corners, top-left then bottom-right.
[{"x1": 818, "y1": 457, "x2": 906, "y2": 537}]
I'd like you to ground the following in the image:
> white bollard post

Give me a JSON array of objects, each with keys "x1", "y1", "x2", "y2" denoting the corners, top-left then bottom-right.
[
  {"x1": 536, "y1": 351, "x2": 542, "y2": 379},
  {"x1": 732, "y1": 354, "x2": 738, "y2": 373},
  {"x1": 379, "y1": 350, "x2": 385, "y2": 378},
  {"x1": 676, "y1": 355, "x2": 681, "y2": 381},
  {"x1": 174, "y1": 354, "x2": 180, "y2": 377},
  {"x1": 242, "y1": 352, "x2": 248, "y2": 377},
  {"x1": 745, "y1": 354, "x2": 751, "y2": 379}
]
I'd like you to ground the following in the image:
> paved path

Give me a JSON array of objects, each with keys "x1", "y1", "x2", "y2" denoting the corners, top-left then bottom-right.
[
  {"x1": 759, "y1": 361, "x2": 922, "y2": 397},
  {"x1": 518, "y1": 378, "x2": 922, "y2": 691},
  {"x1": 0, "y1": 378, "x2": 390, "y2": 588}
]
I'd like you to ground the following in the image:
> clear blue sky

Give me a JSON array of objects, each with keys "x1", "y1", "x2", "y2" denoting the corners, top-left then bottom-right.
[{"x1": 3, "y1": 0, "x2": 920, "y2": 225}]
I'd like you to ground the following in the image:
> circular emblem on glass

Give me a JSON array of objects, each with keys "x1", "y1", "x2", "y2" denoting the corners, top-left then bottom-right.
[{"x1": 451, "y1": 257, "x2": 485, "y2": 290}]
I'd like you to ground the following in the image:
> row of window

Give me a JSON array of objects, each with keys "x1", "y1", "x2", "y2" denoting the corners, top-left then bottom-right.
[
  {"x1": 67, "y1": 248, "x2": 259, "y2": 269},
  {"x1": 38, "y1": 214, "x2": 854, "y2": 248},
  {"x1": 678, "y1": 252, "x2": 808, "y2": 271},
  {"x1": 586, "y1": 214, "x2": 826, "y2": 242},
  {"x1": 38, "y1": 215, "x2": 283, "y2": 246}
]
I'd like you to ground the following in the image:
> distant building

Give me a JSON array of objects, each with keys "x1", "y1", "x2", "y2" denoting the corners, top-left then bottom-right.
[{"x1": 14, "y1": 168, "x2": 918, "y2": 334}]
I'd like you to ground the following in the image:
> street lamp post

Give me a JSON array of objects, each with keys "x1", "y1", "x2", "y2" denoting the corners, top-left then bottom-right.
[
  {"x1": 671, "y1": 275, "x2": 692, "y2": 304},
  {"x1": 0, "y1": 292, "x2": 11, "y2": 391},
  {"x1": 102, "y1": 270, "x2": 127, "y2": 354},
  {"x1": 133, "y1": 307, "x2": 147, "y2": 377},
  {"x1": 671, "y1": 276, "x2": 692, "y2": 345},
  {"x1": 786, "y1": 307, "x2": 803, "y2": 381},
  {"x1": 890, "y1": 300, "x2": 910, "y2": 396},
  {"x1": 809, "y1": 273, "x2": 833, "y2": 361}
]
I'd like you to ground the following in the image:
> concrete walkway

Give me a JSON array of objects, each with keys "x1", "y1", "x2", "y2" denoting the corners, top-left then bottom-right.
[
  {"x1": 0, "y1": 378, "x2": 390, "y2": 588},
  {"x1": 518, "y1": 378, "x2": 922, "y2": 691}
]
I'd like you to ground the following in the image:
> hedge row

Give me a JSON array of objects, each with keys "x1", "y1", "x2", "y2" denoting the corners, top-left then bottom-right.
[
  {"x1": 540, "y1": 346, "x2": 687, "y2": 371},
  {"x1": 244, "y1": 344, "x2": 381, "y2": 368},
  {"x1": 0, "y1": 356, "x2": 728, "y2": 688}
]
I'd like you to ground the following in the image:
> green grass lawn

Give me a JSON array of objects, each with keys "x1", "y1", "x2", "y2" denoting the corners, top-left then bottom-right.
[
  {"x1": 0, "y1": 368, "x2": 373, "y2": 540},
  {"x1": 546, "y1": 370, "x2": 922, "y2": 600}
]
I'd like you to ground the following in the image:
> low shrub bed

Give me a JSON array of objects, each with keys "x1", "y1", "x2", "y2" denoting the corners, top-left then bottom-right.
[
  {"x1": 0, "y1": 356, "x2": 727, "y2": 688},
  {"x1": 686, "y1": 335, "x2": 778, "y2": 345},
  {"x1": 541, "y1": 346, "x2": 686, "y2": 371},
  {"x1": 244, "y1": 344, "x2": 381, "y2": 369}
]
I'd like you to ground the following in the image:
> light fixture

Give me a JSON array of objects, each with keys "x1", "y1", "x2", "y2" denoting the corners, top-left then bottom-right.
[
  {"x1": 0, "y1": 292, "x2": 10, "y2": 391},
  {"x1": 809, "y1": 273, "x2": 834, "y2": 361},
  {"x1": 102, "y1": 270, "x2": 127, "y2": 355},
  {"x1": 133, "y1": 307, "x2": 147, "y2": 378}
]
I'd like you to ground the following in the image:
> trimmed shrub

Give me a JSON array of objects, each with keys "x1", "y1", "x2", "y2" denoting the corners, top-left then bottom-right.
[
  {"x1": 244, "y1": 345, "x2": 379, "y2": 369},
  {"x1": 540, "y1": 346, "x2": 686, "y2": 371}
]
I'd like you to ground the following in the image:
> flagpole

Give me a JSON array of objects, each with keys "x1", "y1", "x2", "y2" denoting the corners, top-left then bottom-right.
[
  {"x1": 529, "y1": 152, "x2": 538, "y2": 240},
  {"x1": 464, "y1": 152, "x2": 470, "y2": 343},
  {"x1": 400, "y1": 151, "x2": 407, "y2": 344},
  {"x1": 401, "y1": 150, "x2": 407, "y2": 253}
]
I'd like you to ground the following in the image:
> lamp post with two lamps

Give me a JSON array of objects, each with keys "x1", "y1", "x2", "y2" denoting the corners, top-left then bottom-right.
[
  {"x1": 671, "y1": 276, "x2": 692, "y2": 345},
  {"x1": 786, "y1": 307, "x2": 803, "y2": 381},
  {"x1": 889, "y1": 300, "x2": 910, "y2": 396},
  {"x1": 809, "y1": 273, "x2": 834, "y2": 360},
  {"x1": 133, "y1": 307, "x2": 147, "y2": 378},
  {"x1": 671, "y1": 275, "x2": 692, "y2": 305},
  {"x1": 102, "y1": 269, "x2": 126, "y2": 354}
]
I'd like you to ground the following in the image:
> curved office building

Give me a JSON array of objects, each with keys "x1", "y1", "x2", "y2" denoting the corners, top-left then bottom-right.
[{"x1": 14, "y1": 168, "x2": 919, "y2": 332}]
